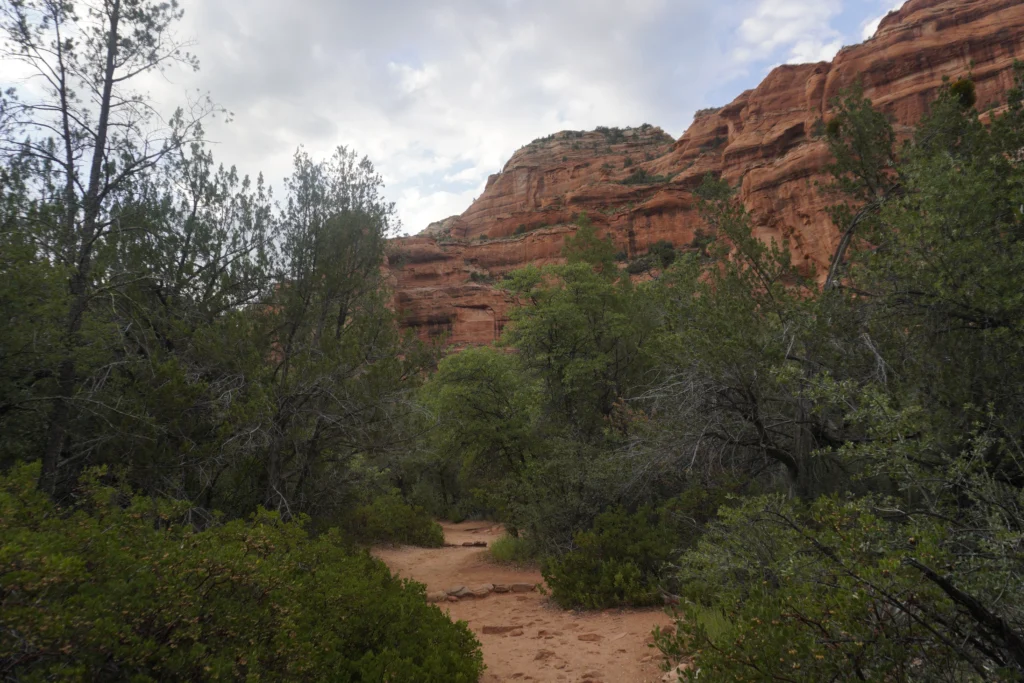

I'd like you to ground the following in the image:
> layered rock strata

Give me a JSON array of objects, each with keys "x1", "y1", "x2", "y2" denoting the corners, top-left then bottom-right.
[{"x1": 387, "y1": 0, "x2": 1024, "y2": 346}]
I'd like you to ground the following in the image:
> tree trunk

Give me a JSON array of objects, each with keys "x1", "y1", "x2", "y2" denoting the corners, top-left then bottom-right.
[{"x1": 40, "y1": 0, "x2": 122, "y2": 494}]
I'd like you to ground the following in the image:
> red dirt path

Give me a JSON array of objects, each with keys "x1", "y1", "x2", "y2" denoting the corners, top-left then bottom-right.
[{"x1": 374, "y1": 521, "x2": 674, "y2": 683}]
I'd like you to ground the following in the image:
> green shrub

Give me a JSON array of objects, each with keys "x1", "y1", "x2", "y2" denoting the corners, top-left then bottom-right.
[
  {"x1": 489, "y1": 534, "x2": 536, "y2": 566},
  {"x1": 950, "y1": 77, "x2": 977, "y2": 108},
  {"x1": 621, "y1": 170, "x2": 674, "y2": 185},
  {"x1": 596, "y1": 126, "x2": 626, "y2": 144},
  {"x1": 625, "y1": 254, "x2": 656, "y2": 274},
  {"x1": 825, "y1": 117, "x2": 843, "y2": 139},
  {"x1": 514, "y1": 224, "x2": 527, "y2": 235},
  {"x1": 699, "y1": 136, "x2": 727, "y2": 152},
  {"x1": 542, "y1": 504, "x2": 677, "y2": 609},
  {"x1": 540, "y1": 484, "x2": 736, "y2": 610},
  {"x1": 687, "y1": 228, "x2": 714, "y2": 256},
  {"x1": 648, "y1": 240, "x2": 677, "y2": 268},
  {"x1": 350, "y1": 490, "x2": 445, "y2": 547},
  {"x1": 469, "y1": 271, "x2": 495, "y2": 284},
  {"x1": 657, "y1": 495, "x2": 1020, "y2": 682},
  {"x1": 0, "y1": 463, "x2": 482, "y2": 682}
]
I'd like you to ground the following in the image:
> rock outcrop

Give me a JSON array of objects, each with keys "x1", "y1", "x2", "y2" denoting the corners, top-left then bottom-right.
[{"x1": 387, "y1": 0, "x2": 1024, "y2": 346}]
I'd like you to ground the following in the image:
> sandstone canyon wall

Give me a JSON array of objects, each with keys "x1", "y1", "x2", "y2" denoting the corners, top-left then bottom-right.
[{"x1": 387, "y1": 0, "x2": 1024, "y2": 347}]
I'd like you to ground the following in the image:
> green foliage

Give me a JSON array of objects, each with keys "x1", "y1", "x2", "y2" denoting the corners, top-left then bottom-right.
[
  {"x1": 562, "y1": 212, "x2": 618, "y2": 276},
  {"x1": 416, "y1": 346, "x2": 539, "y2": 518},
  {"x1": 950, "y1": 77, "x2": 978, "y2": 108},
  {"x1": 693, "y1": 107, "x2": 723, "y2": 118},
  {"x1": 514, "y1": 224, "x2": 527, "y2": 235},
  {"x1": 625, "y1": 254, "x2": 656, "y2": 274},
  {"x1": 348, "y1": 490, "x2": 446, "y2": 547},
  {"x1": 0, "y1": 463, "x2": 482, "y2": 682},
  {"x1": 647, "y1": 240, "x2": 677, "y2": 269},
  {"x1": 596, "y1": 126, "x2": 626, "y2": 144},
  {"x1": 418, "y1": 222, "x2": 665, "y2": 550},
  {"x1": 542, "y1": 485, "x2": 735, "y2": 609},
  {"x1": 0, "y1": 10, "x2": 440, "y2": 649},
  {"x1": 825, "y1": 117, "x2": 843, "y2": 138},
  {"x1": 502, "y1": 261, "x2": 659, "y2": 441},
  {"x1": 621, "y1": 169, "x2": 674, "y2": 185},
  {"x1": 652, "y1": 64, "x2": 1024, "y2": 681},
  {"x1": 659, "y1": 493, "x2": 1022, "y2": 682},
  {"x1": 824, "y1": 82, "x2": 898, "y2": 204},
  {"x1": 687, "y1": 228, "x2": 715, "y2": 257},
  {"x1": 469, "y1": 270, "x2": 495, "y2": 284},
  {"x1": 543, "y1": 504, "x2": 676, "y2": 609},
  {"x1": 488, "y1": 534, "x2": 537, "y2": 566},
  {"x1": 693, "y1": 173, "x2": 731, "y2": 201},
  {"x1": 699, "y1": 136, "x2": 727, "y2": 152}
]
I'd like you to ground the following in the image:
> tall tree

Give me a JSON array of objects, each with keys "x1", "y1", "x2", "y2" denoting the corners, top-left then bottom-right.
[{"x1": 0, "y1": 0, "x2": 214, "y2": 492}]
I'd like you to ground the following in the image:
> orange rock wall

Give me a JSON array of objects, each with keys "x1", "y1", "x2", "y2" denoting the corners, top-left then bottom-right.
[{"x1": 387, "y1": 0, "x2": 1024, "y2": 346}]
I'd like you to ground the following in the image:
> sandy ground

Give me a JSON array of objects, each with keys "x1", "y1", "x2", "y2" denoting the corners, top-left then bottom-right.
[{"x1": 373, "y1": 522, "x2": 675, "y2": 683}]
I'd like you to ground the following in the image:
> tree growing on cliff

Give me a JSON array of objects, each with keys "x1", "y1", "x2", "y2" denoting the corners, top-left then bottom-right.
[{"x1": 822, "y1": 82, "x2": 900, "y2": 289}]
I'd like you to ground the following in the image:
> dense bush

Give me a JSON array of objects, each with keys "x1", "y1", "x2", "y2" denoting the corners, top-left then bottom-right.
[
  {"x1": 625, "y1": 254, "x2": 656, "y2": 274},
  {"x1": 621, "y1": 169, "x2": 674, "y2": 185},
  {"x1": 469, "y1": 271, "x2": 495, "y2": 284},
  {"x1": 542, "y1": 486, "x2": 734, "y2": 609},
  {"x1": 686, "y1": 228, "x2": 714, "y2": 256},
  {"x1": 648, "y1": 240, "x2": 677, "y2": 268},
  {"x1": 542, "y1": 504, "x2": 677, "y2": 609},
  {"x1": 950, "y1": 76, "x2": 977, "y2": 108},
  {"x1": 658, "y1": 494, "x2": 1024, "y2": 682},
  {"x1": 348, "y1": 490, "x2": 445, "y2": 547},
  {"x1": 0, "y1": 464, "x2": 482, "y2": 682},
  {"x1": 596, "y1": 126, "x2": 626, "y2": 144},
  {"x1": 488, "y1": 534, "x2": 536, "y2": 566}
]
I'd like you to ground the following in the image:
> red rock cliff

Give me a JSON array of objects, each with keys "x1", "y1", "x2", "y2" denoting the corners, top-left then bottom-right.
[{"x1": 387, "y1": 0, "x2": 1024, "y2": 346}]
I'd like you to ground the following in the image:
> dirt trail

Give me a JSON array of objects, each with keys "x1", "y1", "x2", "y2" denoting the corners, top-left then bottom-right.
[{"x1": 374, "y1": 522, "x2": 674, "y2": 683}]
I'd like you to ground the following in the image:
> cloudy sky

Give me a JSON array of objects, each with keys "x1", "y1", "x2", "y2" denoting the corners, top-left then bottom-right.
[{"x1": 150, "y1": 0, "x2": 905, "y2": 235}]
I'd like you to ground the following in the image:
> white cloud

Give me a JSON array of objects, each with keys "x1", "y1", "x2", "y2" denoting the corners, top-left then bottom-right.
[
  {"x1": 789, "y1": 37, "x2": 845, "y2": 63},
  {"x1": 389, "y1": 62, "x2": 440, "y2": 95},
  {"x1": 861, "y1": 1, "x2": 904, "y2": 41},
  {"x1": 398, "y1": 186, "x2": 481, "y2": 237},
  {"x1": 735, "y1": 0, "x2": 844, "y2": 64},
  {"x1": 101, "y1": 0, "x2": 885, "y2": 235}
]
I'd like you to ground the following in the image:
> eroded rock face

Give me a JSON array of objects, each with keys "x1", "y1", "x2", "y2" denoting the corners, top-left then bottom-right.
[{"x1": 388, "y1": 0, "x2": 1024, "y2": 346}]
